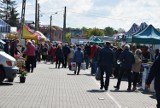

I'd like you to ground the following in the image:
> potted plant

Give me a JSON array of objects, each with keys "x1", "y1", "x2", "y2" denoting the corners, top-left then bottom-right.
[{"x1": 18, "y1": 67, "x2": 27, "y2": 83}]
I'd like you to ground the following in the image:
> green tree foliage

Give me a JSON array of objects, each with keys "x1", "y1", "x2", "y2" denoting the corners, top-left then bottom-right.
[
  {"x1": 81, "y1": 27, "x2": 89, "y2": 37},
  {"x1": 88, "y1": 28, "x2": 104, "y2": 38},
  {"x1": 104, "y1": 27, "x2": 115, "y2": 36},
  {"x1": 65, "y1": 32, "x2": 71, "y2": 42},
  {"x1": 1, "y1": 0, "x2": 19, "y2": 27},
  {"x1": 8, "y1": 7, "x2": 19, "y2": 27},
  {"x1": 66, "y1": 26, "x2": 125, "y2": 39}
]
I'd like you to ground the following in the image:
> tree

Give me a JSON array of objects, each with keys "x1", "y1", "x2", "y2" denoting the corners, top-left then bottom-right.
[
  {"x1": 117, "y1": 28, "x2": 125, "y2": 33},
  {"x1": 8, "y1": 6, "x2": 19, "y2": 27},
  {"x1": 88, "y1": 28, "x2": 104, "y2": 38},
  {"x1": 1, "y1": 0, "x2": 19, "y2": 27},
  {"x1": 81, "y1": 27, "x2": 89, "y2": 37},
  {"x1": 104, "y1": 27, "x2": 115, "y2": 36},
  {"x1": 65, "y1": 32, "x2": 71, "y2": 42}
]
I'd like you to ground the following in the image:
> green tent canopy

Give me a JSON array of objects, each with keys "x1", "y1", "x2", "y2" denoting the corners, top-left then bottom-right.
[
  {"x1": 132, "y1": 25, "x2": 160, "y2": 44},
  {"x1": 89, "y1": 37, "x2": 104, "y2": 46}
]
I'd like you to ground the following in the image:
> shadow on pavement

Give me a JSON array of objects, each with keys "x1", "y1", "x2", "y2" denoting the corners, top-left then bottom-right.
[
  {"x1": 83, "y1": 74, "x2": 94, "y2": 76},
  {"x1": 110, "y1": 89, "x2": 131, "y2": 92},
  {"x1": 87, "y1": 89, "x2": 106, "y2": 93},
  {"x1": 48, "y1": 67, "x2": 55, "y2": 69},
  {"x1": 150, "y1": 95, "x2": 156, "y2": 100},
  {"x1": 0, "y1": 83, "x2": 13, "y2": 86},
  {"x1": 67, "y1": 73, "x2": 75, "y2": 75}
]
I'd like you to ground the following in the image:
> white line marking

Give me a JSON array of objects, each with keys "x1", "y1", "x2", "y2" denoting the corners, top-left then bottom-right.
[{"x1": 91, "y1": 77, "x2": 122, "y2": 108}]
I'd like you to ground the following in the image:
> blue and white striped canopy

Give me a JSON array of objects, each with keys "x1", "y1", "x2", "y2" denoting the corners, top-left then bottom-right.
[{"x1": 0, "y1": 19, "x2": 11, "y2": 33}]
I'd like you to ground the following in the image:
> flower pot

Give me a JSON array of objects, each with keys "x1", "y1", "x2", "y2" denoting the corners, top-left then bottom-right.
[{"x1": 20, "y1": 77, "x2": 26, "y2": 83}]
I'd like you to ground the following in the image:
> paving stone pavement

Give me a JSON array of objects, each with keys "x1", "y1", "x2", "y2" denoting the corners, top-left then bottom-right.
[{"x1": 0, "y1": 62, "x2": 157, "y2": 108}]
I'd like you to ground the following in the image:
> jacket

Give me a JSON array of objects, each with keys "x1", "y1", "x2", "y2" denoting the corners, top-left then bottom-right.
[
  {"x1": 24, "y1": 44, "x2": 35, "y2": 56},
  {"x1": 98, "y1": 46, "x2": 114, "y2": 68},
  {"x1": 62, "y1": 46, "x2": 70, "y2": 56},
  {"x1": 119, "y1": 49, "x2": 135, "y2": 69},
  {"x1": 68, "y1": 48, "x2": 74, "y2": 59},
  {"x1": 84, "y1": 45, "x2": 91, "y2": 56},
  {"x1": 146, "y1": 56, "x2": 160, "y2": 91},
  {"x1": 90, "y1": 45, "x2": 97, "y2": 58},
  {"x1": 55, "y1": 48, "x2": 64, "y2": 59},
  {"x1": 132, "y1": 55, "x2": 142, "y2": 72},
  {"x1": 73, "y1": 50, "x2": 84, "y2": 63}
]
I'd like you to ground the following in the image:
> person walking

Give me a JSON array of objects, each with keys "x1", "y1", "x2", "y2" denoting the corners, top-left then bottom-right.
[
  {"x1": 62, "y1": 43, "x2": 70, "y2": 68},
  {"x1": 113, "y1": 47, "x2": 123, "y2": 78},
  {"x1": 90, "y1": 43, "x2": 98, "y2": 75},
  {"x1": 84, "y1": 42, "x2": 91, "y2": 69},
  {"x1": 146, "y1": 55, "x2": 160, "y2": 108},
  {"x1": 132, "y1": 49, "x2": 142, "y2": 91},
  {"x1": 67, "y1": 45, "x2": 75, "y2": 69},
  {"x1": 114, "y1": 44, "x2": 135, "y2": 91},
  {"x1": 24, "y1": 41, "x2": 36, "y2": 73},
  {"x1": 49, "y1": 44, "x2": 56, "y2": 64},
  {"x1": 97, "y1": 42, "x2": 114, "y2": 91},
  {"x1": 42, "y1": 43, "x2": 49, "y2": 63},
  {"x1": 55, "y1": 44, "x2": 64, "y2": 69},
  {"x1": 73, "y1": 47, "x2": 84, "y2": 75}
]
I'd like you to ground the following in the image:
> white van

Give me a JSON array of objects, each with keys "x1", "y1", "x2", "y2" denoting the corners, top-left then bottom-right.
[{"x1": 0, "y1": 40, "x2": 19, "y2": 83}]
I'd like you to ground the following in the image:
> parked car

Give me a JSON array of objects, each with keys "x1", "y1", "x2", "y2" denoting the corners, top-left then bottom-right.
[{"x1": 0, "y1": 41, "x2": 19, "y2": 83}]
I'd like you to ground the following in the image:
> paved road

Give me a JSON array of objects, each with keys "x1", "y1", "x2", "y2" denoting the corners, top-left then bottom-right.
[{"x1": 0, "y1": 62, "x2": 156, "y2": 108}]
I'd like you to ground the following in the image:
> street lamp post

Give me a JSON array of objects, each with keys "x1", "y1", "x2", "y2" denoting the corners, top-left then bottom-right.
[
  {"x1": 50, "y1": 15, "x2": 52, "y2": 41},
  {"x1": 49, "y1": 12, "x2": 58, "y2": 41}
]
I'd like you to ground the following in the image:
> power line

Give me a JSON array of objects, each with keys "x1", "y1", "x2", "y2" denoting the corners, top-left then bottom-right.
[{"x1": 41, "y1": 10, "x2": 64, "y2": 16}]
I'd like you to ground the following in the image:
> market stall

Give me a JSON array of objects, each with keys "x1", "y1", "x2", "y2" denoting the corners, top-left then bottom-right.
[
  {"x1": 0, "y1": 19, "x2": 11, "y2": 33},
  {"x1": 131, "y1": 24, "x2": 160, "y2": 92},
  {"x1": 89, "y1": 37, "x2": 104, "y2": 46},
  {"x1": 132, "y1": 25, "x2": 160, "y2": 44},
  {"x1": 22, "y1": 25, "x2": 39, "y2": 40}
]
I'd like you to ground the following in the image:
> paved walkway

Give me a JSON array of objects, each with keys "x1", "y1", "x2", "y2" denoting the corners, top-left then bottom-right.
[{"x1": 0, "y1": 62, "x2": 157, "y2": 108}]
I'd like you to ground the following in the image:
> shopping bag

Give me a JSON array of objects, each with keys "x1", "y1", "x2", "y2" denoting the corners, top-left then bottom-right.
[
  {"x1": 71, "y1": 62, "x2": 77, "y2": 71},
  {"x1": 81, "y1": 62, "x2": 86, "y2": 70},
  {"x1": 95, "y1": 67, "x2": 101, "y2": 80}
]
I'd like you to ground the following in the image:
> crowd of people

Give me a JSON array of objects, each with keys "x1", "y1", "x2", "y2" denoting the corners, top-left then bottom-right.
[{"x1": 2, "y1": 39, "x2": 160, "y2": 108}]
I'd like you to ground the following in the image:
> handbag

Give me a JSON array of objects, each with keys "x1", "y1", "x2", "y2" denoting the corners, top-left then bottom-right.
[
  {"x1": 81, "y1": 62, "x2": 86, "y2": 70},
  {"x1": 70, "y1": 62, "x2": 77, "y2": 71},
  {"x1": 95, "y1": 67, "x2": 101, "y2": 80}
]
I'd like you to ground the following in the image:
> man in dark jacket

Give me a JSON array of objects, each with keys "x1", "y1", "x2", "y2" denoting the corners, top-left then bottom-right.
[
  {"x1": 73, "y1": 47, "x2": 84, "y2": 75},
  {"x1": 146, "y1": 55, "x2": 160, "y2": 108},
  {"x1": 84, "y1": 42, "x2": 91, "y2": 69},
  {"x1": 98, "y1": 42, "x2": 114, "y2": 91},
  {"x1": 114, "y1": 44, "x2": 135, "y2": 91},
  {"x1": 62, "y1": 43, "x2": 70, "y2": 68}
]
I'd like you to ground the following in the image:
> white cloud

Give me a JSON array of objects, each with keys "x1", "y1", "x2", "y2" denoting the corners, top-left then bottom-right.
[
  {"x1": 103, "y1": 0, "x2": 160, "y2": 30},
  {"x1": 17, "y1": 0, "x2": 160, "y2": 31}
]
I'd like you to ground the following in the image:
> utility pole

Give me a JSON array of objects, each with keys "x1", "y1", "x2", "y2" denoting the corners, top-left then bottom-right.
[
  {"x1": 49, "y1": 12, "x2": 58, "y2": 41},
  {"x1": 37, "y1": 3, "x2": 40, "y2": 31},
  {"x1": 20, "y1": 0, "x2": 26, "y2": 39},
  {"x1": 62, "y1": 6, "x2": 66, "y2": 43},
  {"x1": 35, "y1": 0, "x2": 38, "y2": 31}
]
